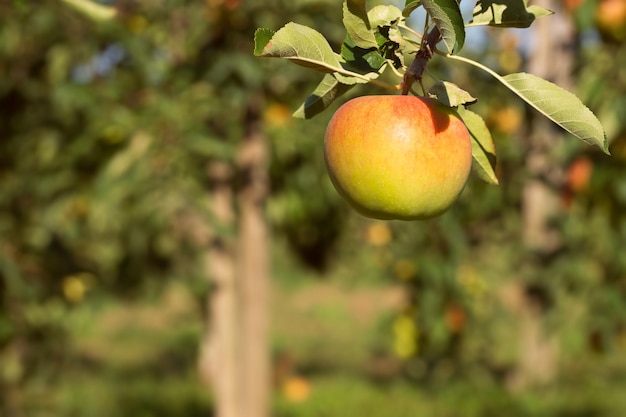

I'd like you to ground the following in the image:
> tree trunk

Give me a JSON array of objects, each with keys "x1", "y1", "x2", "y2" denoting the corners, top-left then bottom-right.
[
  {"x1": 512, "y1": 0, "x2": 576, "y2": 388},
  {"x1": 237, "y1": 98, "x2": 270, "y2": 417},
  {"x1": 200, "y1": 96, "x2": 270, "y2": 417},
  {"x1": 200, "y1": 161, "x2": 242, "y2": 417},
  {"x1": 522, "y1": 0, "x2": 574, "y2": 253}
]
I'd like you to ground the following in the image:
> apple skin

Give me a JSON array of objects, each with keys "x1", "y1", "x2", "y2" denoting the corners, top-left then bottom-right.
[{"x1": 324, "y1": 95, "x2": 472, "y2": 221}]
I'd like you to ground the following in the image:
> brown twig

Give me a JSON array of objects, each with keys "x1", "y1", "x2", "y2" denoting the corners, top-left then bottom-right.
[{"x1": 402, "y1": 27, "x2": 441, "y2": 95}]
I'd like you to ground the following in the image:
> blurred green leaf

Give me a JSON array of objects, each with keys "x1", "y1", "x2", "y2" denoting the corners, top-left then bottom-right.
[{"x1": 61, "y1": 0, "x2": 117, "y2": 22}]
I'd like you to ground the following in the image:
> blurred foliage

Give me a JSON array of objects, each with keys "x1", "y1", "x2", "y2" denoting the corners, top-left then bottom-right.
[
  {"x1": 0, "y1": 0, "x2": 345, "y2": 413},
  {"x1": 372, "y1": 0, "x2": 626, "y2": 393},
  {"x1": 1, "y1": 0, "x2": 626, "y2": 416}
]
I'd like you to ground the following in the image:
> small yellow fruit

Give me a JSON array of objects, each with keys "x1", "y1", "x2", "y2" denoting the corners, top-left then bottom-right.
[
  {"x1": 282, "y1": 376, "x2": 311, "y2": 403},
  {"x1": 365, "y1": 222, "x2": 392, "y2": 246}
]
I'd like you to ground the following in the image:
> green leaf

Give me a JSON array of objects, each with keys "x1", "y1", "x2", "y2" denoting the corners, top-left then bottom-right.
[
  {"x1": 61, "y1": 0, "x2": 117, "y2": 21},
  {"x1": 341, "y1": 34, "x2": 386, "y2": 72},
  {"x1": 422, "y1": 0, "x2": 465, "y2": 54},
  {"x1": 293, "y1": 74, "x2": 354, "y2": 119},
  {"x1": 368, "y1": 5, "x2": 404, "y2": 28},
  {"x1": 334, "y1": 70, "x2": 379, "y2": 85},
  {"x1": 254, "y1": 22, "x2": 346, "y2": 74},
  {"x1": 428, "y1": 81, "x2": 477, "y2": 107},
  {"x1": 343, "y1": 0, "x2": 378, "y2": 49},
  {"x1": 366, "y1": 5, "x2": 406, "y2": 69},
  {"x1": 501, "y1": 72, "x2": 608, "y2": 153},
  {"x1": 254, "y1": 28, "x2": 274, "y2": 56},
  {"x1": 254, "y1": 22, "x2": 379, "y2": 85},
  {"x1": 458, "y1": 108, "x2": 499, "y2": 185},
  {"x1": 469, "y1": 0, "x2": 553, "y2": 28},
  {"x1": 403, "y1": 0, "x2": 422, "y2": 17}
]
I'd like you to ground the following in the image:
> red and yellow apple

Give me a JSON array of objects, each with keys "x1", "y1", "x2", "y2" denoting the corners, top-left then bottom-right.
[{"x1": 324, "y1": 95, "x2": 472, "y2": 220}]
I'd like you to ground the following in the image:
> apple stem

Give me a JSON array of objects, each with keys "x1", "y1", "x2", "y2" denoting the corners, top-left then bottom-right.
[{"x1": 402, "y1": 27, "x2": 441, "y2": 95}]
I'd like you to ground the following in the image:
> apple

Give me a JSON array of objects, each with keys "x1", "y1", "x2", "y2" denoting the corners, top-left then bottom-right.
[
  {"x1": 281, "y1": 376, "x2": 311, "y2": 403},
  {"x1": 563, "y1": 0, "x2": 585, "y2": 14},
  {"x1": 444, "y1": 305, "x2": 467, "y2": 333},
  {"x1": 567, "y1": 156, "x2": 593, "y2": 193},
  {"x1": 324, "y1": 95, "x2": 472, "y2": 220},
  {"x1": 595, "y1": 0, "x2": 626, "y2": 43}
]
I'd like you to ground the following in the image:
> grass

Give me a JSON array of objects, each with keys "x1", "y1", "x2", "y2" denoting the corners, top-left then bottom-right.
[{"x1": 11, "y1": 239, "x2": 626, "y2": 417}]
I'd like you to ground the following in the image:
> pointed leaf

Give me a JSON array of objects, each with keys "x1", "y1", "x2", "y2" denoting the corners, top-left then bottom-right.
[
  {"x1": 458, "y1": 108, "x2": 499, "y2": 185},
  {"x1": 293, "y1": 74, "x2": 354, "y2": 119},
  {"x1": 526, "y1": 4, "x2": 554, "y2": 18},
  {"x1": 422, "y1": 0, "x2": 465, "y2": 54},
  {"x1": 469, "y1": 0, "x2": 553, "y2": 28},
  {"x1": 501, "y1": 72, "x2": 608, "y2": 153},
  {"x1": 428, "y1": 81, "x2": 477, "y2": 107},
  {"x1": 254, "y1": 22, "x2": 346, "y2": 74},
  {"x1": 254, "y1": 28, "x2": 274, "y2": 56},
  {"x1": 344, "y1": 0, "x2": 378, "y2": 49}
]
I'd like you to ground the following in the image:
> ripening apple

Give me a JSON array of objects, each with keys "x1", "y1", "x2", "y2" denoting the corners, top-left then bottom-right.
[
  {"x1": 596, "y1": 0, "x2": 626, "y2": 42},
  {"x1": 324, "y1": 95, "x2": 472, "y2": 221},
  {"x1": 566, "y1": 156, "x2": 593, "y2": 193}
]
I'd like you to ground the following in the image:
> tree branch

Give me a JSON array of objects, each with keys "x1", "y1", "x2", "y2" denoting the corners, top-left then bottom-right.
[{"x1": 402, "y1": 27, "x2": 441, "y2": 95}]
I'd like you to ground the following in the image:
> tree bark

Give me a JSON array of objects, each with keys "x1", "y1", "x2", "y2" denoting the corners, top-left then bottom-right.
[
  {"x1": 200, "y1": 161, "x2": 242, "y2": 417},
  {"x1": 201, "y1": 96, "x2": 270, "y2": 417},
  {"x1": 512, "y1": 0, "x2": 576, "y2": 388},
  {"x1": 237, "y1": 98, "x2": 270, "y2": 417},
  {"x1": 522, "y1": 0, "x2": 575, "y2": 253}
]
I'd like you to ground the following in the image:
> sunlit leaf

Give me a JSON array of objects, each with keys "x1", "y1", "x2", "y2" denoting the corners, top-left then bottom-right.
[
  {"x1": 422, "y1": 0, "x2": 465, "y2": 54},
  {"x1": 469, "y1": 0, "x2": 553, "y2": 28},
  {"x1": 343, "y1": 0, "x2": 378, "y2": 49},
  {"x1": 367, "y1": 4, "x2": 404, "y2": 28},
  {"x1": 501, "y1": 72, "x2": 608, "y2": 153},
  {"x1": 254, "y1": 22, "x2": 346, "y2": 74},
  {"x1": 428, "y1": 81, "x2": 477, "y2": 107},
  {"x1": 458, "y1": 108, "x2": 499, "y2": 185},
  {"x1": 255, "y1": 22, "x2": 380, "y2": 85},
  {"x1": 293, "y1": 74, "x2": 354, "y2": 119}
]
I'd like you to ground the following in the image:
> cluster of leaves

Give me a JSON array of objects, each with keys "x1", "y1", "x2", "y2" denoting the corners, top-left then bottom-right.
[{"x1": 255, "y1": 0, "x2": 608, "y2": 186}]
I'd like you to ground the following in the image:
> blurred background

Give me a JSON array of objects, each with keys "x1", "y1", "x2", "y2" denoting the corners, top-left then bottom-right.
[{"x1": 1, "y1": 0, "x2": 626, "y2": 416}]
